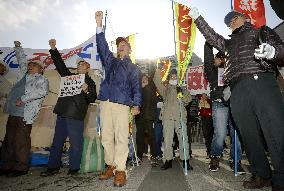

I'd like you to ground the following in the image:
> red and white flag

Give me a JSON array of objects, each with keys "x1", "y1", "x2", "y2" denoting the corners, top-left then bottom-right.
[{"x1": 234, "y1": 0, "x2": 266, "y2": 28}]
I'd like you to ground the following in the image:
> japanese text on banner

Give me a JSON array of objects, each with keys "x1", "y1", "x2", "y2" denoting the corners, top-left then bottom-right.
[
  {"x1": 59, "y1": 74, "x2": 85, "y2": 97},
  {"x1": 234, "y1": 0, "x2": 266, "y2": 28}
]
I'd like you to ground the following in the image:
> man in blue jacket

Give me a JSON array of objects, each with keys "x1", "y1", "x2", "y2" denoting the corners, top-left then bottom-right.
[{"x1": 95, "y1": 11, "x2": 142, "y2": 187}]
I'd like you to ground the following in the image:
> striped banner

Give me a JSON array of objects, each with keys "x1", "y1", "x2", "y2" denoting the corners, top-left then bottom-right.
[{"x1": 174, "y1": 2, "x2": 196, "y2": 85}]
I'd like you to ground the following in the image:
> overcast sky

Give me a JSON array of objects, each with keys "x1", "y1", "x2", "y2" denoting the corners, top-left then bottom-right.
[{"x1": 0, "y1": 0, "x2": 282, "y2": 60}]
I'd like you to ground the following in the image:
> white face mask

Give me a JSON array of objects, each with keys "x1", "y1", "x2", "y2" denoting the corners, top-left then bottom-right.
[{"x1": 169, "y1": 80, "x2": 178, "y2": 86}]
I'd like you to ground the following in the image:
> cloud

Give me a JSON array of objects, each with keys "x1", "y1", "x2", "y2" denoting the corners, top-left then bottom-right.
[
  {"x1": 59, "y1": 0, "x2": 95, "y2": 45},
  {"x1": 0, "y1": 0, "x2": 61, "y2": 31}
]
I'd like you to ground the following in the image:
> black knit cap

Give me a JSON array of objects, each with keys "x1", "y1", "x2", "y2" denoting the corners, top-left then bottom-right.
[
  {"x1": 215, "y1": 52, "x2": 226, "y2": 59},
  {"x1": 224, "y1": 11, "x2": 244, "y2": 27}
]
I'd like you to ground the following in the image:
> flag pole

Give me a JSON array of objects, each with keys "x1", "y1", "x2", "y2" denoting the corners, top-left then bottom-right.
[
  {"x1": 172, "y1": 0, "x2": 188, "y2": 175},
  {"x1": 104, "y1": 10, "x2": 108, "y2": 32},
  {"x1": 171, "y1": 0, "x2": 177, "y2": 65}
]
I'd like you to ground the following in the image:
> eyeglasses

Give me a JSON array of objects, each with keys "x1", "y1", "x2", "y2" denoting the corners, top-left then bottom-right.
[{"x1": 230, "y1": 16, "x2": 239, "y2": 26}]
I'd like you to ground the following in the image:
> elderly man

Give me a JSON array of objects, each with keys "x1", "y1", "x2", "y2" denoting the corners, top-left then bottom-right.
[
  {"x1": 95, "y1": 11, "x2": 142, "y2": 187},
  {"x1": 189, "y1": 8, "x2": 284, "y2": 191},
  {"x1": 40, "y1": 39, "x2": 97, "y2": 177},
  {"x1": 0, "y1": 41, "x2": 49, "y2": 177}
]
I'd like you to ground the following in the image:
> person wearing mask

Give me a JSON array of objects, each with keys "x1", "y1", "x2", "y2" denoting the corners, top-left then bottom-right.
[{"x1": 153, "y1": 68, "x2": 193, "y2": 170}]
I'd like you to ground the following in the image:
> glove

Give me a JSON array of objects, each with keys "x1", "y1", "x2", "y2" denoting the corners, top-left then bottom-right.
[
  {"x1": 254, "y1": 43, "x2": 276, "y2": 60},
  {"x1": 189, "y1": 7, "x2": 200, "y2": 20},
  {"x1": 176, "y1": 86, "x2": 182, "y2": 94}
]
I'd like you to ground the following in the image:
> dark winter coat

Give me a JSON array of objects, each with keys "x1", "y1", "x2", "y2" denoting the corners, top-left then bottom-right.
[
  {"x1": 50, "y1": 49, "x2": 97, "y2": 120},
  {"x1": 195, "y1": 16, "x2": 284, "y2": 85},
  {"x1": 96, "y1": 32, "x2": 142, "y2": 107}
]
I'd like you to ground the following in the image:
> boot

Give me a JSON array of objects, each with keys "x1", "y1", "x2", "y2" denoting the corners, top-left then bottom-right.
[
  {"x1": 243, "y1": 175, "x2": 271, "y2": 189},
  {"x1": 99, "y1": 165, "x2": 115, "y2": 180},
  {"x1": 161, "y1": 160, "x2": 172, "y2": 170},
  {"x1": 114, "y1": 171, "x2": 126, "y2": 187},
  {"x1": 182, "y1": 160, "x2": 193, "y2": 170}
]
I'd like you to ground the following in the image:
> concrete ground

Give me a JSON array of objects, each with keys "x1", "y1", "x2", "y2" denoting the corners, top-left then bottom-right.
[{"x1": 0, "y1": 144, "x2": 272, "y2": 191}]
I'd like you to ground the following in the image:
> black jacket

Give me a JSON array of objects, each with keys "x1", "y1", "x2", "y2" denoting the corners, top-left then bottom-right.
[
  {"x1": 135, "y1": 81, "x2": 157, "y2": 121},
  {"x1": 204, "y1": 42, "x2": 224, "y2": 100},
  {"x1": 195, "y1": 17, "x2": 284, "y2": 85},
  {"x1": 50, "y1": 49, "x2": 97, "y2": 120}
]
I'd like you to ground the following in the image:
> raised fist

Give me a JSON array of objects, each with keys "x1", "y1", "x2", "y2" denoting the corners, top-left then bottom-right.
[
  {"x1": 49, "y1": 39, "x2": 56, "y2": 49},
  {"x1": 14, "y1": 41, "x2": 21, "y2": 47},
  {"x1": 95, "y1": 11, "x2": 103, "y2": 21}
]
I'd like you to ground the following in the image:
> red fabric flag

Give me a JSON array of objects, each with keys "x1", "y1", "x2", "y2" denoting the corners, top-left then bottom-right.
[{"x1": 234, "y1": 0, "x2": 266, "y2": 28}]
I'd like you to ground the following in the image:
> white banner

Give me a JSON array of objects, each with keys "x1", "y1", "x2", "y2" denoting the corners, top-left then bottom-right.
[
  {"x1": 0, "y1": 35, "x2": 102, "y2": 81},
  {"x1": 187, "y1": 65, "x2": 210, "y2": 95},
  {"x1": 59, "y1": 74, "x2": 85, "y2": 97}
]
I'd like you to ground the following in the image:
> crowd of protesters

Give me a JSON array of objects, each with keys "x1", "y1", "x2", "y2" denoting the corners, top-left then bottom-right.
[{"x1": 0, "y1": 7, "x2": 283, "y2": 191}]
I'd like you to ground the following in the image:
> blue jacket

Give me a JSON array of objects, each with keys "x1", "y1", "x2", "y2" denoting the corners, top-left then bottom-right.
[{"x1": 96, "y1": 32, "x2": 142, "y2": 107}]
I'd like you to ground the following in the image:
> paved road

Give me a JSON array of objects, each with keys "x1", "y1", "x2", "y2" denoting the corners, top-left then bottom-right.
[{"x1": 0, "y1": 144, "x2": 272, "y2": 191}]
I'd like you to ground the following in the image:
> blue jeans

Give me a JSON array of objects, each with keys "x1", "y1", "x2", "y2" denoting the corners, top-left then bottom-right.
[
  {"x1": 48, "y1": 116, "x2": 84, "y2": 170},
  {"x1": 210, "y1": 101, "x2": 242, "y2": 161}
]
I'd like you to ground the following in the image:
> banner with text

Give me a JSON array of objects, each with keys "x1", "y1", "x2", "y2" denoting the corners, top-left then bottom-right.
[
  {"x1": 59, "y1": 74, "x2": 85, "y2": 97},
  {"x1": 0, "y1": 35, "x2": 102, "y2": 81},
  {"x1": 187, "y1": 65, "x2": 210, "y2": 95},
  {"x1": 234, "y1": 0, "x2": 266, "y2": 28},
  {"x1": 174, "y1": 1, "x2": 196, "y2": 85}
]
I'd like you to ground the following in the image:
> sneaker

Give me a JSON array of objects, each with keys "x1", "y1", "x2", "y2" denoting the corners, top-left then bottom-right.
[
  {"x1": 156, "y1": 156, "x2": 163, "y2": 161},
  {"x1": 229, "y1": 161, "x2": 246, "y2": 175},
  {"x1": 150, "y1": 156, "x2": 158, "y2": 167},
  {"x1": 209, "y1": 156, "x2": 220, "y2": 172}
]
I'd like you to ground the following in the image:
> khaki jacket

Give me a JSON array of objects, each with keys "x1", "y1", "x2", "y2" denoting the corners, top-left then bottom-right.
[{"x1": 153, "y1": 69, "x2": 191, "y2": 121}]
